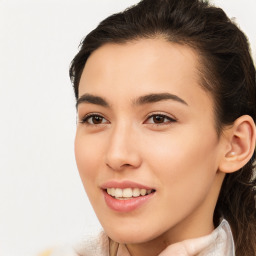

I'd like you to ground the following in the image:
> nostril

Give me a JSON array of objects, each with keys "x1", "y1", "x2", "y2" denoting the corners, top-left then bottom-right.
[{"x1": 122, "y1": 163, "x2": 132, "y2": 167}]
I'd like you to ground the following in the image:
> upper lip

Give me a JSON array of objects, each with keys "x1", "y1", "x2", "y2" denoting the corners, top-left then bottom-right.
[{"x1": 101, "y1": 180, "x2": 155, "y2": 190}]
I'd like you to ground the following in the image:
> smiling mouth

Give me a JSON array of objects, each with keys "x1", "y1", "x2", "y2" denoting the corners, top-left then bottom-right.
[{"x1": 105, "y1": 188, "x2": 156, "y2": 200}]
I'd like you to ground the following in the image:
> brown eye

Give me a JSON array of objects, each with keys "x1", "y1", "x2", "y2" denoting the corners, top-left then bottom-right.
[
  {"x1": 81, "y1": 114, "x2": 109, "y2": 125},
  {"x1": 91, "y1": 115, "x2": 103, "y2": 124},
  {"x1": 153, "y1": 115, "x2": 165, "y2": 123},
  {"x1": 145, "y1": 114, "x2": 176, "y2": 125}
]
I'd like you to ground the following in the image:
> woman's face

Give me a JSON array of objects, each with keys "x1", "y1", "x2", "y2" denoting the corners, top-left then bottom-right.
[{"x1": 75, "y1": 39, "x2": 225, "y2": 245}]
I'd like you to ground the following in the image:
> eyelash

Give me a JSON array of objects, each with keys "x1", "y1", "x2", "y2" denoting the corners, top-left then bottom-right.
[
  {"x1": 144, "y1": 113, "x2": 177, "y2": 125},
  {"x1": 79, "y1": 113, "x2": 177, "y2": 126},
  {"x1": 79, "y1": 113, "x2": 109, "y2": 126}
]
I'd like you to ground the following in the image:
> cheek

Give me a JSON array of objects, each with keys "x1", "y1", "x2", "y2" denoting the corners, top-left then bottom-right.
[
  {"x1": 74, "y1": 132, "x2": 103, "y2": 189},
  {"x1": 145, "y1": 128, "x2": 219, "y2": 204}
]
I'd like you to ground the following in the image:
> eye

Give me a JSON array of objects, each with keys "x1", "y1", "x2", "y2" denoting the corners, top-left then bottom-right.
[
  {"x1": 145, "y1": 114, "x2": 176, "y2": 125},
  {"x1": 80, "y1": 114, "x2": 109, "y2": 125}
]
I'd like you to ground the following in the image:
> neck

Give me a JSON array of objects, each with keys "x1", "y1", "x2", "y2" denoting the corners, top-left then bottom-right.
[
  {"x1": 124, "y1": 172, "x2": 225, "y2": 256},
  {"x1": 126, "y1": 214, "x2": 215, "y2": 256},
  {"x1": 125, "y1": 195, "x2": 217, "y2": 256}
]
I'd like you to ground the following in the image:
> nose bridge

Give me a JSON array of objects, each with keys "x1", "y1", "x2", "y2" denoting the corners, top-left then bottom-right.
[{"x1": 105, "y1": 120, "x2": 141, "y2": 170}]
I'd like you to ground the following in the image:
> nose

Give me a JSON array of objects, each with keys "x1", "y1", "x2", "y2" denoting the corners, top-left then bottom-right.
[{"x1": 105, "y1": 123, "x2": 142, "y2": 171}]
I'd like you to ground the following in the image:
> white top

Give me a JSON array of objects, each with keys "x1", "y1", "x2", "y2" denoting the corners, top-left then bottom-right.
[{"x1": 50, "y1": 219, "x2": 235, "y2": 256}]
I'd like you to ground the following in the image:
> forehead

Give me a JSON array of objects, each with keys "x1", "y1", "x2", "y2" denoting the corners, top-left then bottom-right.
[
  {"x1": 82, "y1": 39, "x2": 199, "y2": 86},
  {"x1": 79, "y1": 38, "x2": 212, "y2": 110}
]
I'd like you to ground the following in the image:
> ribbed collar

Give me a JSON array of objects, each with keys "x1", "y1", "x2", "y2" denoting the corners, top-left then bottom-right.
[{"x1": 75, "y1": 219, "x2": 235, "y2": 256}]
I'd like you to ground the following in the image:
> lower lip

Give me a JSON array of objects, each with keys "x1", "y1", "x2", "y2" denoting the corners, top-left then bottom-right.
[{"x1": 103, "y1": 190, "x2": 155, "y2": 212}]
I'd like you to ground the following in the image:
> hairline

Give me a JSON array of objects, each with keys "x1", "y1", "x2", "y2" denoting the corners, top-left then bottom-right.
[{"x1": 77, "y1": 34, "x2": 223, "y2": 135}]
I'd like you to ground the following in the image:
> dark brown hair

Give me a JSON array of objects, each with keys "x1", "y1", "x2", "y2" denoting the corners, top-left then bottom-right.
[{"x1": 70, "y1": 0, "x2": 256, "y2": 255}]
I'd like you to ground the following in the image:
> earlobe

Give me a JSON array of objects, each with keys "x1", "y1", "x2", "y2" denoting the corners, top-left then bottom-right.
[{"x1": 219, "y1": 115, "x2": 256, "y2": 174}]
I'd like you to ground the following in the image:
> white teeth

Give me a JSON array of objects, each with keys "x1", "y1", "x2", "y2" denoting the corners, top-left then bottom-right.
[
  {"x1": 123, "y1": 188, "x2": 133, "y2": 197},
  {"x1": 106, "y1": 188, "x2": 154, "y2": 198},
  {"x1": 115, "y1": 188, "x2": 123, "y2": 197},
  {"x1": 140, "y1": 189, "x2": 146, "y2": 196},
  {"x1": 132, "y1": 188, "x2": 140, "y2": 197},
  {"x1": 110, "y1": 188, "x2": 115, "y2": 196}
]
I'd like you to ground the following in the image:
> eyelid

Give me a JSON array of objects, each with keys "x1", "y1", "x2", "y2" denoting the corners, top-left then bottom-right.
[
  {"x1": 78, "y1": 111, "x2": 176, "y2": 125},
  {"x1": 79, "y1": 112, "x2": 110, "y2": 125},
  {"x1": 143, "y1": 112, "x2": 177, "y2": 124}
]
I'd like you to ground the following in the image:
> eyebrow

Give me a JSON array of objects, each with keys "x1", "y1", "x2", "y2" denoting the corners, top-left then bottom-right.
[
  {"x1": 76, "y1": 94, "x2": 110, "y2": 108},
  {"x1": 76, "y1": 92, "x2": 188, "y2": 109},
  {"x1": 134, "y1": 93, "x2": 188, "y2": 106}
]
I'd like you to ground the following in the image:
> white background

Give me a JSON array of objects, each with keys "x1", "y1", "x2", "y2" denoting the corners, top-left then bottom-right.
[{"x1": 0, "y1": 0, "x2": 255, "y2": 255}]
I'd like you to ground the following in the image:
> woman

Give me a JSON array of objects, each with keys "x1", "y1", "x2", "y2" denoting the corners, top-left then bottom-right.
[{"x1": 48, "y1": 0, "x2": 256, "y2": 255}]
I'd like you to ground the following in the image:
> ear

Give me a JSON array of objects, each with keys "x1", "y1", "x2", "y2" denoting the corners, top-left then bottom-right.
[{"x1": 219, "y1": 115, "x2": 256, "y2": 173}]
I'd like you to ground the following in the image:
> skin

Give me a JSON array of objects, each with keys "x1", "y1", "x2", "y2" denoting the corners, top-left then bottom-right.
[{"x1": 75, "y1": 39, "x2": 230, "y2": 256}]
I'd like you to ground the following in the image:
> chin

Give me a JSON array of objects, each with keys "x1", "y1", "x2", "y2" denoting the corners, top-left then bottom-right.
[
  {"x1": 108, "y1": 232, "x2": 150, "y2": 244},
  {"x1": 103, "y1": 223, "x2": 162, "y2": 244}
]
